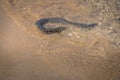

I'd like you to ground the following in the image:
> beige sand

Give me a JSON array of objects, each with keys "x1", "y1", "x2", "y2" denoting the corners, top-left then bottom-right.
[{"x1": 0, "y1": 0, "x2": 120, "y2": 80}]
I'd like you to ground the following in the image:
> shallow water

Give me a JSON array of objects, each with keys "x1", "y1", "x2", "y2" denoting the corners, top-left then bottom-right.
[{"x1": 0, "y1": 0, "x2": 120, "y2": 80}]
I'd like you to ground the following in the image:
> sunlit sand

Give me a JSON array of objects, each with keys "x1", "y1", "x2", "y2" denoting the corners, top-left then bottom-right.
[{"x1": 0, "y1": 0, "x2": 120, "y2": 80}]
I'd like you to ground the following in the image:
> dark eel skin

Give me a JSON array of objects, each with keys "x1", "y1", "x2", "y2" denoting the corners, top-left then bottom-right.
[{"x1": 36, "y1": 17, "x2": 98, "y2": 34}]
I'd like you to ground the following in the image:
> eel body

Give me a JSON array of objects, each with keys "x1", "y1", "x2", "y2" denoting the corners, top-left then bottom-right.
[{"x1": 36, "y1": 17, "x2": 98, "y2": 34}]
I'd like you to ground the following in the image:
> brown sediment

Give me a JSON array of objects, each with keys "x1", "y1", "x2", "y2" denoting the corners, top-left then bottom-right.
[{"x1": 1, "y1": 0, "x2": 120, "y2": 80}]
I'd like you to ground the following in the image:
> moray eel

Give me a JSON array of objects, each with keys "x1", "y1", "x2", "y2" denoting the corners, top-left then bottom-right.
[{"x1": 36, "y1": 17, "x2": 98, "y2": 34}]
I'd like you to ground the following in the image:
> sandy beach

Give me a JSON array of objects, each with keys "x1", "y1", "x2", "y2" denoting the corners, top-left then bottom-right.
[{"x1": 0, "y1": 0, "x2": 120, "y2": 80}]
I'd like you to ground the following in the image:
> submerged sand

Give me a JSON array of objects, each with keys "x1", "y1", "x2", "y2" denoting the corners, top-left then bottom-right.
[{"x1": 0, "y1": 0, "x2": 120, "y2": 80}]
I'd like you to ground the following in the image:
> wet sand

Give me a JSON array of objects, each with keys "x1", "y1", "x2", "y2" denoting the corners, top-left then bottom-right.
[{"x1": 0, "y1": 0, "x2": 120, "y2": 80}]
